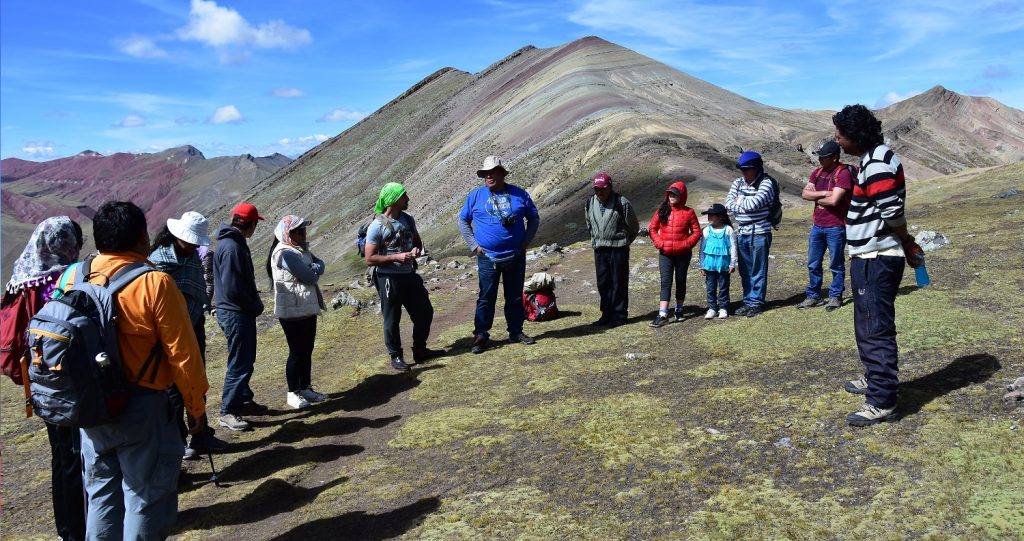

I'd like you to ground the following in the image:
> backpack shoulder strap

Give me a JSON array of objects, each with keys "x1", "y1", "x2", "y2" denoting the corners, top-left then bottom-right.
[{"x1": 106, "y1": 262, "x2": 155, "y2": 295}]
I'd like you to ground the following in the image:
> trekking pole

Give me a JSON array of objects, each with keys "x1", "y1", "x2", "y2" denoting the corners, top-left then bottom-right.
[{"x1": 207, "y1": 453, "x2": 222, "y2": 487}]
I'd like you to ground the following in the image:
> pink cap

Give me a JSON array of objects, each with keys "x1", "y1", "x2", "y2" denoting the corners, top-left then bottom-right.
[{"x1": 593, "y1": 173, "x2": 612, "y2": 188}]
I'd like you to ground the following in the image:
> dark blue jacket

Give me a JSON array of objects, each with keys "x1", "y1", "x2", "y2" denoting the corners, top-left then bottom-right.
[{"x1": 213, "y1": 225, "x2": 264, "y2": 315}]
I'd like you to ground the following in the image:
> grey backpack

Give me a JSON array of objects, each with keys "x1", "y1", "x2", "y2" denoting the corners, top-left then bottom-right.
[{"x1": 26, "y1": 258, "x2": 161, "y2": 428}]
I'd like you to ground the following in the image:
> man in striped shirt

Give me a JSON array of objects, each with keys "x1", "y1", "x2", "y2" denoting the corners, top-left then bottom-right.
[
  {"x1": 725, "y1": 151, "x2": 776, "y2": 317},
  {"x1": 833, "y1": 104, "x2": 925, "y2": 427}
]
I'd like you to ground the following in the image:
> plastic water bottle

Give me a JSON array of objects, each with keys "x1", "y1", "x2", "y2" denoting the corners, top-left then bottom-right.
[{"x1": 914, "y1": 256, "x2": 931, "y2": 288}]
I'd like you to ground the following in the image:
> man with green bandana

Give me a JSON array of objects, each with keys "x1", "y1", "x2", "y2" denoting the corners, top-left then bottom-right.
[{"x1": 364, "y1": 183, "x2": 440, "y2": 371}]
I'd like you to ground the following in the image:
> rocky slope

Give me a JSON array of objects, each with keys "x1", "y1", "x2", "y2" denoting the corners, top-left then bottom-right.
[{"x1": 235, "y1": 37, "x2": 1023, "y2": 277}]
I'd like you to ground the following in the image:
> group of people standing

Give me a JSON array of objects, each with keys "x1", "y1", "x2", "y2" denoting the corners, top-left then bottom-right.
[{"x1": 2, "y1": 103, "x2": 926, "y2": 540}]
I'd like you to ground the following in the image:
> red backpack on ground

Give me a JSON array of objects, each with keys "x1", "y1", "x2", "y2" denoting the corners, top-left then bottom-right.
[{"x1": 523, "y1": 288, "x2": 559, "y2": 322}]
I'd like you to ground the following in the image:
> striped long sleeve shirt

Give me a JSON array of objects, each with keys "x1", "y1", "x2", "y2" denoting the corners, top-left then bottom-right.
[
  {"x1": 725, "y1": 175, "x2": 774, "y2": 234},
  {"x1": 846, "y1": 144, "x2": 907, "y2": 256}
]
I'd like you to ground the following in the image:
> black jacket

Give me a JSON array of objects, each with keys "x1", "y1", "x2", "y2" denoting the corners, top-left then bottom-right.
[{"x1": 213, "y1": 225, "x2": 264, "y2": 315}]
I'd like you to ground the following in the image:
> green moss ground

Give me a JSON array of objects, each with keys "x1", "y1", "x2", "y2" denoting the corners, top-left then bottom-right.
[{"x1": 2, "y1": 164, "x2": 1021, "y2": 540}]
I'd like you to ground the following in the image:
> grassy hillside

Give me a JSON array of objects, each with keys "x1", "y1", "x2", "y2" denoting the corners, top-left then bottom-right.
[{"x1": 2, "y1": 163, "x2": 1021, "y2": 540}]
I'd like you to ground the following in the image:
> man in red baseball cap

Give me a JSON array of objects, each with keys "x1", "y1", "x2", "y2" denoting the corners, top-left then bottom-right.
[
  {"x1": 212, "y1": 202, "x2": 266, "y2": 431},
  {"x1": 585, "y1": 173, "x2": 639, "y2": 327}
]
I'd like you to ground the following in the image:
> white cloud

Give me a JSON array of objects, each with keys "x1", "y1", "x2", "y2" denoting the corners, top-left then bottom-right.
[
  {"x1": 208, "y1": 105, "x2": 245, "y2": 124},
  {"x1": 271, "y1": 87, "x2": 305, "y2": 98},
  {"x1": 277, "y1": 134, "x2": 329, "y2": 146},
  {"x1": 22, "y1": 142, "x2": 56, "y2": 157},
  {"x1": 874, "y1": 90, "x2": 923, "y2": 109},
  {"x1": 317, "y1": 108, "x2": 369, "y2": 122},
  {"x1": 176, "y1": 0, "x2": 312, "y2": 50},
  {"x1": 115, "y1": 114, "x2": 147, "y2": 127},
  {"x1": 114, "y1": 35, "x2": 168, "y2": 58}
]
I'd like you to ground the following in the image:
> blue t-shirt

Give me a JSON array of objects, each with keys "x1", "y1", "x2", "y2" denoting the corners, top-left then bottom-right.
[{"x1": 459, "y1": 184, "x2": 539, "y2": 261}]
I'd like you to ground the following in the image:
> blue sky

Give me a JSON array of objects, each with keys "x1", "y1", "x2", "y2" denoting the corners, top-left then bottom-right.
[{"x1": 2, "y1": 0, "x2": 1021, "y2": 160}]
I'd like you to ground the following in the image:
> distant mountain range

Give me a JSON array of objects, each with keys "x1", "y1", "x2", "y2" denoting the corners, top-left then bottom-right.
[
  {"x1": 1, "y1": 146, "x2": 289, "y2": 276},
  {"x1": 4, "y1": 36, "x2": 1022, "y2": 279}
]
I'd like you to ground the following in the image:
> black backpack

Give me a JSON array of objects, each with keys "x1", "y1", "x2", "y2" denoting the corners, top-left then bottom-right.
[
  {"x1": 753, "y1": 174, "x2": 783, "y2": 230},
  {"x1": 26, "y1": 258, "x2": 161, "y2": 427}
]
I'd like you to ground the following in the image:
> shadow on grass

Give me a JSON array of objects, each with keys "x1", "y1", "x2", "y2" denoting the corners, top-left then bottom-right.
[
  {"x1": 176, "y1": 476, "x2": 348, "y2": 531},
  {"x1": 216, "y1": 443, "x2": 363, "y2": 483},
  {"x1": 324, "y1": 365, "x2": 444, "y2": 413},
  {"x1": 265, "y1": 496, "x2": 441, "y2": 540},
  {"x1": 228, "y1": 416, "x2": 402, "y2": 453},
  {"x1": 899, "y1": 353, "x2": 1001, "y2": 418}
]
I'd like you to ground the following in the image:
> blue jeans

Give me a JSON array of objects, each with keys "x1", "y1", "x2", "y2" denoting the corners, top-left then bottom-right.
[
  {"x1": 704, "y1": 271, "x2": 730, "y2": 311},
  {"x1": 737, "y1": 232, "x2": 772, "y2": 308},
  {"x1": 217, "y1": 309, "x2": 257, "y2": 415},
  {"x1": 806, "y1": 225, "x2": 847, "y2": 300},
  {"x1": 81, "y1": 390, "x2": 182, "y2": 541},
  {"x1": 851, "y1": 255, "x2": 905, "y2": 409},
  {"x1": 475, "y1": 252, "x2": 526, "y2": 339}
]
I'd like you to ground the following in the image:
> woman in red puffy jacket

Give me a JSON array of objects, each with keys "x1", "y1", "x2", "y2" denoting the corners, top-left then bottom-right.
[{"x1": 648, "y1": 181, "x2": 702, "y2": 327}]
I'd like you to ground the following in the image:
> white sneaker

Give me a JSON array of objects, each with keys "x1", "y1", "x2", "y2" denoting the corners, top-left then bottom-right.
[
  {"x1": 704, "y1": 308, "x2": 716, "y2": 320},
  {"x1": 286, "y1": 391, "x2": 310, "y2": 409},
  {"x1": 299, "y1": 387, "x2": 328, "y2": 403},
  {"x1": 718, "y1": 309, "x2": 728, "y2": 319}
]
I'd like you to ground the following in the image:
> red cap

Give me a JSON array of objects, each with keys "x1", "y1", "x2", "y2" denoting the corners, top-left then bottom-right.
[
  {"x1": 593, "y1": 173, "x2": 612, "y2": 188},
  {"x1": 231, "y1": 202, "x2": 265, "y2": 222}
]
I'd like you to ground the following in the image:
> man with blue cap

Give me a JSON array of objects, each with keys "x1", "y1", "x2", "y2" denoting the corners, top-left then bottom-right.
[
  {"x1": 725, "y1": 151, "x2": 777, "y2": 317},
  {"x1": 365, "y1": 182, "x2": 441, "y2": 371}
]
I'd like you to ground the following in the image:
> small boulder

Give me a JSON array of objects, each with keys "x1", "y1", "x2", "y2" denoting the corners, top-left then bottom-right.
[
  {"x1": 916, "y1": 231, "x2": 950, "y2": 252},
  {"x1": 331, "y1": 291, "x2": 364, "y2": 310}
]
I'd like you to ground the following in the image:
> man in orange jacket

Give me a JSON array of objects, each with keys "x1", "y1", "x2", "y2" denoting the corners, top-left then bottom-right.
[{"x1": 78, "y1": 201, "x2": 209, "y2": 540}]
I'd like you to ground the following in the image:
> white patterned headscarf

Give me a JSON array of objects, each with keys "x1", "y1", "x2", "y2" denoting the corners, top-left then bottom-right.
[
  {"x1": 274, "y1": 215, "x2": 309, "y2": 248},
  {"x1": 7, "y1": 216, "x2": 82, "y2": 292}
]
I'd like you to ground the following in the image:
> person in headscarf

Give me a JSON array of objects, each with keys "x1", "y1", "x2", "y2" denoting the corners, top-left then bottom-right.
[
  {"x1": 365, "y1": 183, "x2": 442, "y2": 371},
  {"x1": 1, "y1": 216, "x2": 86, "y2": 541},
  {"x1": 266, "y1": 215, "x2": 328, "y2": 408},
  {"x1": 150, "y1": 211, "x2": 228, "y2": 457}
]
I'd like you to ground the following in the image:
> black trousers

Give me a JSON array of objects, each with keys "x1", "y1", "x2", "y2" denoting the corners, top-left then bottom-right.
[
  {"x1": 658, "y1": 252, "x2": 692, "y2": 303},
  {"x1": 594, "y1": 247, "x2": 630, "y2": 322},
  {"x1": 280, "y1": 315, "x2": 317, "y2": 392},
  {"x1": 46, "y1": 421, "x2": 86, "y2": 541},
  {"x1": 169, "y1": 317, "x2": 208, "y2": 443},
  {"x1": 852, "y1": 255, "x2": 905, "y2": 409},
  {"x1": 375, "y1": 272, "x2": 434, "y2": 357}
]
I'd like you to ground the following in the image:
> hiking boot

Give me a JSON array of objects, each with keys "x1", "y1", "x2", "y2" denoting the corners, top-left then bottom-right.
[
  {"x1": 188, "y1": 433, "x2": 229, "y2": 455},
  {"x1": 745, "y1": 306, "x2": 763, "y2": 318},
  {"x1": 649, "y1": 315, "x2": 668, "y2": 328},
  {"x1": 846, "y1": 403, "x2": 898, "y2": 426},
  {"x1": 287, "y1": 391, "x2": 311, "y2": 409},
  {"x1": 606, "y1": 319, "x2": 625, "y2": 328},
  {"x1": 183, "y1": 446, "x2": 199, "y2": 460},
  {"x1": 591, "y1": 316, "x2": 611, "y2": 326},
  {"x1": 390, "y1": 355, "x2": 411, "y2": 372},
  {"x1": 412, "y1": 346, "x2": 444, "y2": 363},
  {"x1": 717, "y1": 309, "x2": 728, "y2": 319},
  {"x1": 510, "y1": 333, "x2": 536, "y2": 345},
  {"x1": 844, "y1": 376, "x2": 869, "y2": 395},
  {"x1": 704, "y1": 308, "x2": 716, "y2": 320},
  {"x1": 674, "y1": 310, "x2": 685, "y2": 322},
  {"x1": 237, "y1": 401, "x2": 269, "y2": 416},
  {"x1": 299, "y1": 387, "x2": 329, "y2": 403},
  {"x1": 219, "y1": 414, "x2": 250, "y2": 432},
  {"x1": 796, "y1": 297, "x2": 825, "y2": 309},
  {"x1": 734, "y1": 305, "x2": 750, "y2": 316},
  {"x1": 825, "y1": 296, "x2": 843, "y2": 312},
  {"x1": 471, "y1": 335, "x2": 488, "y2": 354}
]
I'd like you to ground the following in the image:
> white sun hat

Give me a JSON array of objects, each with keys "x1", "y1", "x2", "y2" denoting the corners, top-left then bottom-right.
[{"x1": 167, "y1": 211, "x2": 212, "y2": 246}]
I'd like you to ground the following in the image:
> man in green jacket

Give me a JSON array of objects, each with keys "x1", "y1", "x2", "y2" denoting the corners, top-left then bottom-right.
[{"x1": 585, "y1": 173, "x2": 639, "y2": 327}]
